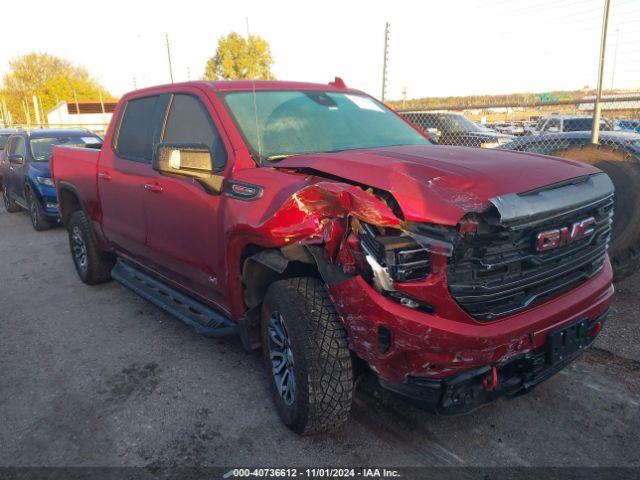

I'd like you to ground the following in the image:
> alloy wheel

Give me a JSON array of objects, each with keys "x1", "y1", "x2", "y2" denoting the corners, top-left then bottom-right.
[
  {"x1": 28, "y1": 192, "x2": 38, "y2": 226},
  {"x1": 268, "y1": 311, "x2": 296, "y2": 406},
  {"x1": 71, "y1": 226, "x2": 88, "y2": 273}
]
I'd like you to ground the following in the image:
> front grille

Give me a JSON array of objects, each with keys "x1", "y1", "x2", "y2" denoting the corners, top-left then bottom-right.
[{"x1": 447, "y1": 194, "x2": 613, "y2": 321}]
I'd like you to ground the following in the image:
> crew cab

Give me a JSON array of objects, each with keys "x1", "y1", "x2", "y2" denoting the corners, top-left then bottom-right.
[
  {"x1": 1, "y1": 129, "x2": 102, "y2": 230},
  {"x1": 51, "y1": 80, "x2": 614, "y2": 434}
]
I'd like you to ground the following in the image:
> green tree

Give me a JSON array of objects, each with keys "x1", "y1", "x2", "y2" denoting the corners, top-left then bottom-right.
[
  {"x1": 203, "y1": 33, "x2": 274, "y2": 81},
  {"x1": 1, "y1": 52, "x2": 113, "y2": 125}
]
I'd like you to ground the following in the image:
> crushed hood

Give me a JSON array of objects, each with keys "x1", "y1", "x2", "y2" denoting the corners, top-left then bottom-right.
[{"x1": 275, "y1": 144, "x2": 602, "y2": 226}]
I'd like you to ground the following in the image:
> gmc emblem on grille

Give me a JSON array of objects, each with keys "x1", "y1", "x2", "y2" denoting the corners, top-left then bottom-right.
[{"x1": 535, "y1": 217, "x2": 596, "y2": 252}]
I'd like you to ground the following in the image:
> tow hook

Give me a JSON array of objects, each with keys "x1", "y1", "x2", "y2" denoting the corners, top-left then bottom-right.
[
  {"x1": 482, "y1": 365, "x2": 499, "y2": 390},
  {"x1": 588, "y1": 321, "x2": 603, "y2": 337}
]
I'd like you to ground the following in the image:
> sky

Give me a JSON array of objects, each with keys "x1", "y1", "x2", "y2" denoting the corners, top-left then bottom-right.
[{"x1": 1, "y1": 0, "x2": 638, "y2": 100}]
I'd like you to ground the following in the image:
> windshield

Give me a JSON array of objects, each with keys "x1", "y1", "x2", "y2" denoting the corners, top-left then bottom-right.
[
  {"x1": 446, "y1": 114, "x2": 489, "y2": 133},
  {"x1": 0, "y1": 134, "x2": 10, "y2": 150},
  {"x1": 29, "y1": 135, "x2": 102, "y2": 162},
  {"x1": 426, "y1": 114, "x2": 488, "y2": 133},
  {"x1": 222, "y1": 90, "x2": 429, "y2": 161}
]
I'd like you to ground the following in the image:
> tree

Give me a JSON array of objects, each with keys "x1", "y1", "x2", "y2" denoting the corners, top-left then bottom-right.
[
  {"x1": 203, "y1": 33, "x2": 274, "y2": 81},
  {"x1": 1, "y1": 52, "x2": 113, "y2": 125}
]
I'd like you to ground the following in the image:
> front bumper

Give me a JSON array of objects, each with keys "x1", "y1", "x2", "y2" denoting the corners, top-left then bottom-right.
[
  {"x1": 328, "y1": 257, "x2": 614, "y2": 384},
  {"x1": 378, "y1": 311, "x2": 606, "y2": 415},
  {"x1": 34, "y1": 184, "x2": 60, "y2": 219}
]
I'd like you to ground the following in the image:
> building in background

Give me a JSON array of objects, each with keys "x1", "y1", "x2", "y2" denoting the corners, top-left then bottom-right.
[{"x1": 46, "y1": 101, "x2": 117, "y2": 134}]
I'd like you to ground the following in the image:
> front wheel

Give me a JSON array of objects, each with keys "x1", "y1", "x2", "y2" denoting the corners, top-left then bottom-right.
[
  {"x1": 26, "y1": 188, "x2": 52, "y2": 231},
  {"x1": 261, "y1": 277, "x2": 354, "y2": 435},
  {"x1": 2, "y1": 184, "x2": 21, "y2": 213},
  {"x1": 67, "y1": 210, "x2": 115, "y2": 284}
]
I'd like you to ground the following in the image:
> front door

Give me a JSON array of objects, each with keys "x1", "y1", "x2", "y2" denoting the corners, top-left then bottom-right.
[
  {"x1": 143, "y1": 90, "x2": 229, "y2": 309},
  {"x1": 98, "y1": 94, "x2": 169, "y2": 260}
]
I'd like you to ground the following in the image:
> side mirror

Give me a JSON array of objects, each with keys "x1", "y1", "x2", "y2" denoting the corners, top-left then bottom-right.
[
  {"x1": 8, "y1": 154, "x2": 24, "y2": 165},
  {"x1": 152, "y1": 143, "x2": 223, "y2": 194},
  {"x1": 547, "y1": 126, "x2": 559, "y2": 133}
]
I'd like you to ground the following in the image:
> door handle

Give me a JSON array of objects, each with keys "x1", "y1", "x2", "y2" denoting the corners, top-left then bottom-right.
[
  {"x1": 144, "y1": 182, "x2": 164, "y2": 193},
  {"x1": 98, "y1": 171, "x2": 112, "y2": 181}
]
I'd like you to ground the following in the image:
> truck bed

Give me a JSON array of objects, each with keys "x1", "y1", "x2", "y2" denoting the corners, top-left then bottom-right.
[{"x1": 51, "y1": 145, "x2": 102, "y2": 226}]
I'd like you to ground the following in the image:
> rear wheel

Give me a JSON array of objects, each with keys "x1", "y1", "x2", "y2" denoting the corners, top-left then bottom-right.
[
  {"x1": 261, "y1": 277, "x2": 353, "y2": 435},
  {"x1": 553, "y1": 144, "x2": 640, "y2": 281},
  {"x1": 67, "y1": 210, "x2": 115, "y2": 284},
  {"x1": 2, "y1": 184, "x2": 20, "y2": 213},
  {"x1": 26, "y1": 188, "x2": 52, "y2": 231}
]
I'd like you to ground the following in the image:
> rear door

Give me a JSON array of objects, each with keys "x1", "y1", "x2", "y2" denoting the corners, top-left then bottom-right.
[
  {"x1": 98, "y1": 94, "x2": 170, "y2": 260},
  {"x1": 143, "y1": 89, "x2": 230, "y2": 308}
]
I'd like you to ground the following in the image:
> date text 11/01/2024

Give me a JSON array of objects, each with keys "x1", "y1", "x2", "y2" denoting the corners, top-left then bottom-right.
[{"x1": 228, "y1": 468, "x2": 401, "y2": 478}]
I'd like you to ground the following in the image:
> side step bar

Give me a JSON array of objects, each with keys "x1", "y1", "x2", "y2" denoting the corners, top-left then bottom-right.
[{"x1": 111, "y1": 259, "x2": 239, "y2": 338}]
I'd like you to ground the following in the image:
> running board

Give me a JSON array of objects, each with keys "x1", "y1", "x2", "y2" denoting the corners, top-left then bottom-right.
[{"x1": 111, "y1": 259, "x2": 239, "y2": 338}]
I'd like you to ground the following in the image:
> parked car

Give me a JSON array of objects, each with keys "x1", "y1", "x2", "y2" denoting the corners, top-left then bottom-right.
[
  {"x1": 500, "y1": 130, "x2": 640, "y2": 157},
  {"x1": 491, "y1": 122, "x2": 525, "y2": 136},
  {"x1": 0, "y1": 128, "x2": 19, "y2": 187},
  {"x1": 52, "y1": 80, "x2": 613, "y2": 434},
  {"x1": 1, "y1": 129, "x2": 102, "y2": 230},
  {"x1": 616, "y1": 119, "x2": 640, "y2": 133},
  {"x1": 533, "y1": 115, "x2": 613, "y2": 134},
  {"x1": 402, "y1": 111, "x2": 514, "y2": 147},
  {"x1": 500, "y1": 130, "x2": 640, "y2": 279}
]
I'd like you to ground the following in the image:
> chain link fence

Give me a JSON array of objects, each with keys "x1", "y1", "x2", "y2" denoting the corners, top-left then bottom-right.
[{"x1": 399, "y1": 95, "x2": 640, "y2": 158}]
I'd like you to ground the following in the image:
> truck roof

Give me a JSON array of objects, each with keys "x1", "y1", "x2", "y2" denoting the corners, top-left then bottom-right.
[
  {"x1": 123, "y1": 80, "x2": 362, "y2": 98},
  {"x1": 16, "y1": 129, "x2": 98, "y2": 138}
]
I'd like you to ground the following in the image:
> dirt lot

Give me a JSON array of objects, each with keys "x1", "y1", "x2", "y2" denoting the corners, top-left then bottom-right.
[{"x1": 1, "y1": 208, "x2": 639, "y2": 469}]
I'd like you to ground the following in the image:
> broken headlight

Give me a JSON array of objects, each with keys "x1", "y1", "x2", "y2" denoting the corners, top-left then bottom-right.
[{"x1": 358, "y1": 223, "x2": 431, "y2": 284}]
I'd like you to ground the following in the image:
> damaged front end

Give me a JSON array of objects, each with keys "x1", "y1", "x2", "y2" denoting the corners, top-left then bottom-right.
[{"x1": 240, "y1": 172, "x2": 614, "y2": 414}]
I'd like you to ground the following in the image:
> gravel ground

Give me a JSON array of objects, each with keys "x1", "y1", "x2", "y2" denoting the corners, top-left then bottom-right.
[{"x1": 1, "y1": 209, "x2": 639, "y2": 469}]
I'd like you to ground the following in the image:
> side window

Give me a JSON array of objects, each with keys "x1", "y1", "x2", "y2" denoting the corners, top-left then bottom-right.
[
  {"x1": 116, "y1": 95, "x2": 165, "y2": 163},
  {"x1": 543, "y1": 118, "x2": 560, "y2": 132},
  {"x1": 14, "y1": 137, "x2": 26, "y2": 156},
  {"x1": 162, "y1": 94, "x2": 227, "y2": 170},
  {"x1": 4, "y1": 137, "x2": 15, "y2": 155}
]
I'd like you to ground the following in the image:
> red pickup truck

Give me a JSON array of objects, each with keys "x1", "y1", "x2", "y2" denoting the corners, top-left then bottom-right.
[{"x1": 51, "y1": 80, "x2": 614, "y2": 434}]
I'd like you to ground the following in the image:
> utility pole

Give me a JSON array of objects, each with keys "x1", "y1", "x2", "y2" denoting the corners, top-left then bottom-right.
[
  {"x1": 73, "y1": 90, "x2": 81, "y2": 126},
  {"x1": 32, "y1": 96, "x2": 41, "y2": 127},
  {"x1": 610, "y1": 28, "x2": 620, "y2": 90},
  {"x1": 381, "y1": 22, "x2": 390, "y2": 103},
  {"x1": 402, "y1": 86, "x2": 407, "y2": 109},
  {"x1": 166, "y1": 33, "x2": 174, "y2": 83},
  {"x1": 245, "y1": 17, "x2": 251, "y2": 38},
  {"x1": 591, "y1": 0, "x2": 611, "y2": 144},
  {"x1": 99, "y1": 89, "x2": 107, "y2": 128}
]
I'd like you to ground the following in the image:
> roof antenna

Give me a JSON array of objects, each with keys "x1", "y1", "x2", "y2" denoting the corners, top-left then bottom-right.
[
  {"x1": 245, "y1": 21, "x2": 263, "y2": 162},
  {"x1": 248, "y1": 67, "x2": 263, "y2": 163}
]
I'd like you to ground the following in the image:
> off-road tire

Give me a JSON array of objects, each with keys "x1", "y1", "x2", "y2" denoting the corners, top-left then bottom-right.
[
  {"x1": 26, "y1": 187, "x2": 53, "y2": 231},
  {"x1": 68, "y1": 210, "x2": 115, "y2": 285},
  {"x1": 553, "y1": 144, "x2": 640, "y2": 281},
  {"x1": 261, "y1": 277, "x2": 353, "y2": 435},
  {"x1": 2, "y1": 184, "x2": 20, "y2": 213}
]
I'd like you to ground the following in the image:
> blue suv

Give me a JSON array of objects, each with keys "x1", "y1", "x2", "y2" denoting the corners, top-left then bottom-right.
[{"x1": 1, "y1": 129, "x2": 102, "y2": 230}]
